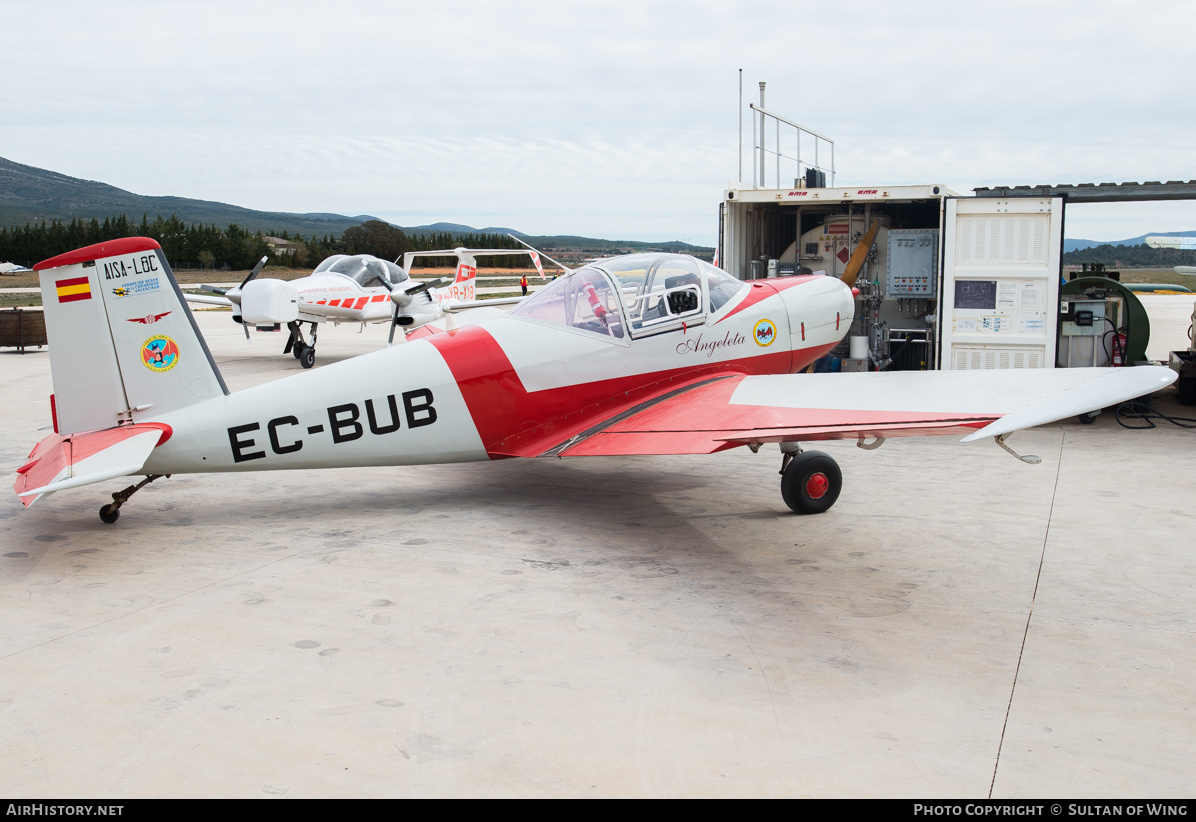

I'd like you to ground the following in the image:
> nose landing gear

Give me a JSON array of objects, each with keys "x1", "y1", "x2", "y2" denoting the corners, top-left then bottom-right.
[{"x1": 285, "y1": 321, "x2": 319, "y2": 368}]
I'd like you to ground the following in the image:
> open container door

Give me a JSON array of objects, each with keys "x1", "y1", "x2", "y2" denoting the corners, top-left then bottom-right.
[{"x1": 940, "y1": 196, "x2": 1062, "y2": 370}]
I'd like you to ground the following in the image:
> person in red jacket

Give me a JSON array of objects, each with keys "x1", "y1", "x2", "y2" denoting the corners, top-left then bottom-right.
[{"x1": 520, "y1": 274, "x2": 529, "y2": 296}]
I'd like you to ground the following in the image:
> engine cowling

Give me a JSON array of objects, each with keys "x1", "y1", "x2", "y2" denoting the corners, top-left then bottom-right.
[{"x1": 240, "y1": 279, "x2": 300, "y2": 324}]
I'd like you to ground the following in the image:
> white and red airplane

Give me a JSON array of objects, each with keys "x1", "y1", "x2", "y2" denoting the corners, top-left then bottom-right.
[
  {"x1": 15, "y1": 237, "x2": 1175, "y2": 523},
  {"x1": 402, "y1": 246, "x2": 551, "y2": 304},
  {"x1": 184, "y1": 248, "x2": 538, "y2": 367}
]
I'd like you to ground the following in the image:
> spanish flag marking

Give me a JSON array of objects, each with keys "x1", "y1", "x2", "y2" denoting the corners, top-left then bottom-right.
[{"x1": 55, "y1": 276, "x2": 92, "y2": 303}]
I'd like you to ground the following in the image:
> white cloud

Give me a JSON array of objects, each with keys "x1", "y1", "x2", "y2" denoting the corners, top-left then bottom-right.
[{"x1": 3, "y1": 0, "x2": 1195, "y2": 244}]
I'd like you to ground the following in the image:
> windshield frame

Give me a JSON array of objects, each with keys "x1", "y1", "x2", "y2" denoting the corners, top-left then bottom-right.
[
  {"x1": 590, "y1": 253, "x2": 710, "y2": 339},
  {"x1": 507, "y1": 267, "x2": 630, "y2": 343}
]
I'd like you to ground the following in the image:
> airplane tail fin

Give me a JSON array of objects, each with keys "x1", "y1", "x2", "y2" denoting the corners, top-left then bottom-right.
[
  {"x1": 34, "y1": 237, "x2": 228, "y2": 436},
  {"x1": 450, "y1": 253, "x2": 477, "y2": 301},
  {"x1": 16, "y1": 238, "x2": 228, "y2": 506}
]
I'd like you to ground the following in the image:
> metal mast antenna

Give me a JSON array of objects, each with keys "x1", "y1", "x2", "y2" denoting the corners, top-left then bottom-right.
[{"x1": 758, "y1": 82, "x2": 766, "y2": 188}]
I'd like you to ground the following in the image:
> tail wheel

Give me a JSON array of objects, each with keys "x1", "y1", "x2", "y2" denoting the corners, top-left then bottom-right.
[
  {"x1": 99, "y1": 504, "x2": 120, "y2": 524},
  {"x1": 299, "y1": 347, "x2": 316, "y2": 369},
  {"x1": 780, "y1": 451, "x2": 842, "y2": 514}
]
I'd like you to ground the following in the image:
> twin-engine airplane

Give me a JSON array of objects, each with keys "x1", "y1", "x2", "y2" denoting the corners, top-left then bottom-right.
[
  {"x1": 15, "y1": 237, "x2": 1175, "y2": 523},
  {"x1": 184, "y1": 248, "x2": 544, "y2": 367}
]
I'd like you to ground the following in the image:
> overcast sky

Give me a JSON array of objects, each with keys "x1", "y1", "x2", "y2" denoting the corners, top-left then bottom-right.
[{"x1": 3, "y1": 0, "x2": 1195, "y2": 245}]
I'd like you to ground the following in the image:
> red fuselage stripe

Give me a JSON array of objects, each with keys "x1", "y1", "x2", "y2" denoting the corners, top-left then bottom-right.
[
  {"x1": 427, "y1": 325, "x2": 831, "y2": 458},
  {"x1": 717, "y1": 276, "x2": 815, "y2": 323}
]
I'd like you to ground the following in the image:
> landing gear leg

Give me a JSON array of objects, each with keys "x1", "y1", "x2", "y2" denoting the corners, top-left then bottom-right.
[
  {"x1": 780, "y1": 451, "x2": 842, "y2": 515},
  {"x1": 285, "y1": 321, "x2": 306, "y2": 358},
  {"x1": 778, "y1": 441, "x2": 801, "y2": 475},
  {"x1": 299, "y1": 323, "x2": 318, "y2": 368},
  {"x1": 98, "y1": 474, "x2": 165, "y2": 524}
]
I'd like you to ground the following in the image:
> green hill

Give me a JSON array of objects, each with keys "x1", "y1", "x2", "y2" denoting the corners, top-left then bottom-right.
[
  {"x1": 0, "y1": 156, "x2": 374, "y2": 238},
  {"x1": 0, "y1": 155, "x2": 714, "y2": 257}
]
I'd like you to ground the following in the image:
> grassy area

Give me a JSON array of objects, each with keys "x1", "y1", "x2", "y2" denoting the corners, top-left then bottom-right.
[{"x1": 0, "y1": 291, "x2": 40, "y2": 308}]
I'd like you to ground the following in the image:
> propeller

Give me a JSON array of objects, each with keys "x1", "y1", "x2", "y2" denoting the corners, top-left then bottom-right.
[
  {"x1": 239, "y1": 256, "x2": 270, "y2": 289},
  {"x1": 368, "y1": 273, "x2": 406, "y2": 344},
  {"x1": 840, "y1": 222, "x2": 880, "y2": 290}
]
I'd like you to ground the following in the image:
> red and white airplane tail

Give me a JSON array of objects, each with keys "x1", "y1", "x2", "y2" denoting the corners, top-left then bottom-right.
[
  {"x1": 15, "y1": 238, "x2": 225, "y2": 507},
  {"x1": 448, "y1": 253, "x2": 478, "y2": 302}
]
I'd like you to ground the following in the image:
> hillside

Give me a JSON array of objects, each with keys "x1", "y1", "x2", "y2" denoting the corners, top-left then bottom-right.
[
  {"x1": 0, "y1": 156, "x2": 376, "y2": 238},
  {"x1": 1062, "y1": 243, "x2": 1196, "y2": 268},
  {"x1": 409, "y1": 222, "x2": 527, "y2": 237},
  {"x1": 0, "y1": 155, "x2": 713, "y2": 256},
  {"x1": 1064, "y1": 230, "x2": 1196, "y2": 253}
]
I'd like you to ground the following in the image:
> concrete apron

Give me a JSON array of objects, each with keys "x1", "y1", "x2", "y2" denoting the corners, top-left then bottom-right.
[{"x1": 0, "y1": 312, "x2": 1192, "y2": 798}]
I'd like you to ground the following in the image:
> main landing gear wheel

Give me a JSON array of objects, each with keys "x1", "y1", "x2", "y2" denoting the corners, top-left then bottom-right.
[
  {"x1": 781, "y1": 451, "x2": 842, "y2": 514},
  {"x1": 299, "y1": 346, "x2": 316, "y2": 368},
  {"x1": 99, "y1": 504, "x2": 120, "y2": 524},
  {"x1": 292, "y1": 342, "x2": 306, "y2": 360}
]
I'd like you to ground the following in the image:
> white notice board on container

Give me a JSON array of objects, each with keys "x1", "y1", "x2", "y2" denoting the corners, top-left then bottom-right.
[{"x1": 940, "y1": 197, "x2": 1061, "y2": 370}]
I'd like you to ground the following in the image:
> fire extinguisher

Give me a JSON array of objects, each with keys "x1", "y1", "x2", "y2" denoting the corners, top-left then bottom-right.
[{"x1": 1111, "y1": 329, "x2": 1127, "y2": 366}]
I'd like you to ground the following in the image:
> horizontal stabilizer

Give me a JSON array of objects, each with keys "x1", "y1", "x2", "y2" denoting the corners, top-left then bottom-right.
[
  {"x1": 443, "y1": 296, "x2": 524, "y2": 312},
  {"x1": 14, "y1": 424, "x2": 169, "y2": 508}
]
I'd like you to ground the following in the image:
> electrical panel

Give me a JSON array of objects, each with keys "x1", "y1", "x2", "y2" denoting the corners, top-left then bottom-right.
[
  {"x1": 886, "y1": 229, "x2": 938, "y2": 298},
  {"x1": 940, "y1": 197, "x2": 1061, "y2": 370}
]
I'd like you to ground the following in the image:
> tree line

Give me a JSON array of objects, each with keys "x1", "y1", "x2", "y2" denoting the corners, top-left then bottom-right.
[
  {"x1": 0, "y1": 215, "x2": 537, "y2": 271},
  {"x1": 1062, "y1": 244, "x2": 1196, "y2": 268}
]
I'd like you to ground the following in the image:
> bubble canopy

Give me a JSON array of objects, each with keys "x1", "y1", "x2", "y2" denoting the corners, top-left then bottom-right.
[
  {"x1": 313, "y1": 254, "x2": 409, "y2": 287},
  {"x1": 510, "y1": 253, "x2": 744, "y2": 338}
]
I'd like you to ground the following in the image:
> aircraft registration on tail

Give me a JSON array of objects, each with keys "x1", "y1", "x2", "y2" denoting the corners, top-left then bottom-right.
[{"x1": 14, "y1": 237, "x2": 1176, "y2": 523}]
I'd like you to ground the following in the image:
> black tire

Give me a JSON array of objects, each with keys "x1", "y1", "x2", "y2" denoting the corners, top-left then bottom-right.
[
  {"x1": 1078, "y1": 410, "x2": 1099, "y2": 425},
  {"x1": 299, "y1": 347, "x2": 316, "y2": 369},
  {"x1": 99, "y1": 504, "x2": 120, "y2": 524},
  {"x1": 781, "y1": 451, "x2": 842, "y2": 514},
  {"x1": 292, "y1": 342, "x2": 306, "y2": 360}
]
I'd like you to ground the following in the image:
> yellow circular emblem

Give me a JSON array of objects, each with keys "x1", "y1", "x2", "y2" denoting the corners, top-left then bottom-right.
[{"x1": 753, "y1": 319, "x2": 777, "y2": 347}]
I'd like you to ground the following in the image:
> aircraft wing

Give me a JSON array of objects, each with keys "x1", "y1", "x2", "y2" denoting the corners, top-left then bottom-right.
[
  {"x1": 546, "y1": 367, "x2": 1176, "y2": 457},
  {"x1": 14, "y1": 424, "x2": 171, "y2": 508},
  {"x1": 183, "y1": 292, "x2": 234, "y2": 308}
]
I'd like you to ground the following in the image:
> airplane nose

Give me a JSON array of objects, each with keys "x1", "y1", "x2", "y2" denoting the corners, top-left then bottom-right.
[{"x1": 778, "y1": 276, "x2": 856, "y2": 347}]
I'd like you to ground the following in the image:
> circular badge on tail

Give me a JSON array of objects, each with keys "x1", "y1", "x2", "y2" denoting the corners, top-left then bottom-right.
[
  {"x1": 753, "y1": 319, "x2": 777, "y2": 347},
  {"x1": 141, "y1": 335, "x2": 180, "y2": 372}
]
